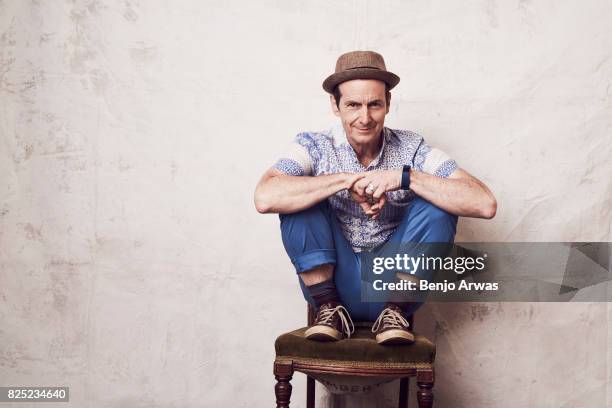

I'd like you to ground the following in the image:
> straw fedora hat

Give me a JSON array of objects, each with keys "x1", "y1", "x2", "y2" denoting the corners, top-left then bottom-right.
[{"x1": 322, "y1": 50, "x2": 400, "y2": 94}]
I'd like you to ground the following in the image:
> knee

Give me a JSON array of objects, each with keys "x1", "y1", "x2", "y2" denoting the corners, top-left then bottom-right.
[
  {"x1": 426, "y1": 203, "x2": 457, "y2": 229},
  {"x1": 280, "y1": 201, "x2": 328, "y2": 224},
  {"x1": 279, "y1": 201, "x2": 331, "y2": 243},
  {"x1": 412, "y1": 198, "x2": 457, "y2": 226},
  {"x1": 278, "y1": 201, "x2": 327, "y2": 221},
  {"x1": 405, "y1": 198, "x2": 458, "y2": 242}
]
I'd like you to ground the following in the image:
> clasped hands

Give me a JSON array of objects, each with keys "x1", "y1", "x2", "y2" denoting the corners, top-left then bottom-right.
[{"x1": 347, "y1": 169, "x2": 402, "y2": 220}]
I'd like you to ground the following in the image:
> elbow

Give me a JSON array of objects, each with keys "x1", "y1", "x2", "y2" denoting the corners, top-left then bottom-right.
[
  {"x1": 254, "y1": 172, "x2": 284, "y2": 214},
  {"x1": 480, "y1": 196, "x2": 497, "y2": 219},
  {"x1": 254, "y1": 188, "x2": 273, "y2": 214},
  {"x1": 255, "y1": 199, "x2": 271, "y2": 214}
]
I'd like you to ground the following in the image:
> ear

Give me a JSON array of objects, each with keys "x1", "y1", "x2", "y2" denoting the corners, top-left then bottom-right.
[{"x1": 330, "y1": 94, "x2": 340, "y2": 117}]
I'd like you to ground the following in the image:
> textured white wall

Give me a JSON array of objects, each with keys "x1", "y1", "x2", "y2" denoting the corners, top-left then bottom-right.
[{"x1": 1, "y1": 1, "x2": 611, "y2": 407}]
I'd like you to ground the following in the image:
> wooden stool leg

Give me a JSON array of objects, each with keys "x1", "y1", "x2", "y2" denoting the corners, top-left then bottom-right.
[
  {"x1": 416, "y1": 382, "x2": 433, "y2": 407},
  {"x1": 416, "y1": 369, "x2": 434, "y2": 408},
  {"x1": 274, "y1": 361, "x2": 294, "y2": 408},
  {"x1": 306, "y1": 376, "x2": 315, "y2": 408},
  {"x1": 398, "y1": 377, "x2": 409, "y2": 408}
]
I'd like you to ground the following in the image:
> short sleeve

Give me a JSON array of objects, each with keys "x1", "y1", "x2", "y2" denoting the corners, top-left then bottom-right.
[
  {"x1": 412, "y1": 139, "x2": 458, "y2": 178},
  {"x1": 273, "y1": 134, "x2": 315, "y2": 176}
]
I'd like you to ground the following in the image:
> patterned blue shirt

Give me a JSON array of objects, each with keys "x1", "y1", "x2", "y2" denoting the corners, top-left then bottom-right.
[{"x1": 274, "y1": 124, "x2": 458, "y2": 252}]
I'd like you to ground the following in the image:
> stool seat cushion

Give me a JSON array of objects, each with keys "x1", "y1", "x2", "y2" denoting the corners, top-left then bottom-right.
[{"x1": 275, "y1": 326, "x2": 435, "y2": 365}]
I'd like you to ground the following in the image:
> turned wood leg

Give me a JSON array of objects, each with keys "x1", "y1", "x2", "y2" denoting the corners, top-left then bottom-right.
[
  {"x1": 417, "y1": 369, "x2": 434, "y2": 408},
  {"x1": 398, "y1": 377, "x2": 409, "y2": 408},
  {"x1": 416, "y1": 382, "x2": 433, "y2": 408},
  {"x1": 306, "y1": 376, "x2": 315, "y2": 408},
  {"x1": 274, "y1": 361, "x2": 294, "y2": 408}
]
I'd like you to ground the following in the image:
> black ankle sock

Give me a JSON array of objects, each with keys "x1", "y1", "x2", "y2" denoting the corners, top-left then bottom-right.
[{"x1": 307, "y1": 278, "x2": 340, "y2": 308}]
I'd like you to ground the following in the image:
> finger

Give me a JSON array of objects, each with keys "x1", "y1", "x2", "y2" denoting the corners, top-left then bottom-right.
[
  {"x1": 350, "y1": 191, "x2": 366, "y2": 203},
  {"x1": 378, "y1": 193, "x2": 387, "y2": 208},
  {"x1": 349, "y1": 173, "x2": 367, "y2": 188},
  {"x1": 370, "y1": 201, "x2": 382, "y2": 211},
  {"x1": 363, "y1": 206, "x2": 375, "y2": 216},
  {"x1": 371, "y1": 198, "x2": 386, "y2": 214},
  {"x1": 376, "y1": 195, "x2": 387, "y2": 213},
  {"x1": 371, "y1": 206, "x2": 382, "y2": 219},
  {"x1": 369, "y1": 204, "x2": 381, "y2": 215},
  {"x1": 355, "y1": 181, "x2": 368, "y2": 196},
  {"x1": 372, "y1": 184, "x2": 386, "y2": 200},
  {"x1": 359, "y1": 201, "x2": 372, "y2": 214}
]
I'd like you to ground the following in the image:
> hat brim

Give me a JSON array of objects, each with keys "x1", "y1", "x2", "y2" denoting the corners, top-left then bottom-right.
[{"x1": 322, "y1": 68, "x2": 400, "y2": 94}]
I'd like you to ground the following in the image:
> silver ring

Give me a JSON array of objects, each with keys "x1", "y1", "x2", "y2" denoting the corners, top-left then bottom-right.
[{"x1": 366, "y1": 183, "x2": 376, "y2": 193}]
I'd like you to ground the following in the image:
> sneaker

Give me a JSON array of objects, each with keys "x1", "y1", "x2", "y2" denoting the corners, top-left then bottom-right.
[
  {"x1": 305, "y1": 302, "x2": 355, "y2": 341},
  {"x1": 372, "y1": 304, "x2": 415, "y2": 345}
]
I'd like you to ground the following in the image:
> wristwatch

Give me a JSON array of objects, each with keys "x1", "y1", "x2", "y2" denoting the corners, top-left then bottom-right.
[{"x1": 401, "y1": 165, "x2": 411, "y2": 190}]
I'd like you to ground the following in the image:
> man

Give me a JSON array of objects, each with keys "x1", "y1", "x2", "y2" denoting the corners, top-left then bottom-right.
[{"x1": 254, "y1": 51, "x2": 496, "y2": 345}]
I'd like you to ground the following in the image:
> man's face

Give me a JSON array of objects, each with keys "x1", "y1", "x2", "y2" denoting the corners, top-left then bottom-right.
[{"x1": 331, "y1": 79, "x2": 390, "y2": 146}]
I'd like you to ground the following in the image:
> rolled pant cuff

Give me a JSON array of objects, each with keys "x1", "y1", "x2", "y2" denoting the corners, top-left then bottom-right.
[{"x1": 292, "y1": 249, "x2": 337, "y2": 274}]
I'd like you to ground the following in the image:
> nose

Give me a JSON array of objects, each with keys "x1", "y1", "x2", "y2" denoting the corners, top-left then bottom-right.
[{"x1": 359, "y1": 106, "x2": 372, "y2": 126}]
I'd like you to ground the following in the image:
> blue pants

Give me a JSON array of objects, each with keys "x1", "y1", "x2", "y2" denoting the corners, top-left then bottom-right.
[{"x1": 279, "y1": 198, "x2": 458, "y2": 321}]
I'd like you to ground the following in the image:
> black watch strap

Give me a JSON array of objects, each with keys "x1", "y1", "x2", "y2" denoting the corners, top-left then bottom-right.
[{"x1": 401, "y1": 165, "x2": 411, "y2": 190}]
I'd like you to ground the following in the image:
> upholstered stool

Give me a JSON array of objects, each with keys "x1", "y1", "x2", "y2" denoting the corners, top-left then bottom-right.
[{"x1": 273, "y1": 308, "x2": 436, "y2": 407}]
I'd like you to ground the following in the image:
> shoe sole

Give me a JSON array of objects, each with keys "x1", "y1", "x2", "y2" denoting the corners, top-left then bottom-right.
[
  {"x1": 305, "y1": 325, "x2": 342, "y2": 341},
  {"x1": 376, "y1": 329, "x2": 415, "y2": 345}
]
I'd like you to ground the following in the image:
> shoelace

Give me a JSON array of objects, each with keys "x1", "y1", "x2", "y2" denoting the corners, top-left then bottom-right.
[
  {"x1": 371, "y1": 307, "x2": 409, "y2": 333},
  {"x1": 317, "y1": 305, "x2": 355, "y2": 338}
]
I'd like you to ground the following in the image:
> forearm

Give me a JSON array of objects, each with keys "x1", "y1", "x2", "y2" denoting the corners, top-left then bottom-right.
[
  {"x1": 254, "y1": 171, "x2": 353, "y2": 214},
  {"x1": 409, "y1": 169, "x2": 497, "y2": 218}
]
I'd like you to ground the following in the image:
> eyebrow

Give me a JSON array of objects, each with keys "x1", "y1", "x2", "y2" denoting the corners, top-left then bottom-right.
[{"x1": 344, "y1": 99, "x2": 385, "y2": 105}]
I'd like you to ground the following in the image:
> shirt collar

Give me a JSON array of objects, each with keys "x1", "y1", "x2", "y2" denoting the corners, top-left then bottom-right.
[
  {"x1": 330, "y1": 124, "x2": 389, "y2": 168},
  {"x1": 330, "y1": 123, "x2": 349, "y2": 148}
]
